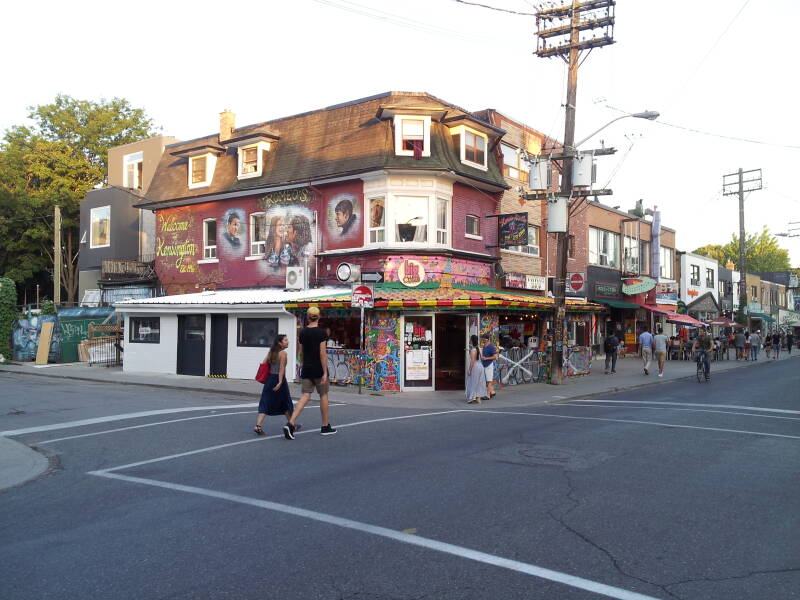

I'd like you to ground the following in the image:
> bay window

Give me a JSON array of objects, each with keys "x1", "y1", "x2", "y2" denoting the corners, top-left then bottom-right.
[
  {"x1": 436, "y1": 198, "x2": 448, "y2": 244},
  {"x1": 368, "y1": 197, "x2": 385, "y2": 243},
  {"x1": 365, "y1": 194, "x2": 451, "y2": 246}
]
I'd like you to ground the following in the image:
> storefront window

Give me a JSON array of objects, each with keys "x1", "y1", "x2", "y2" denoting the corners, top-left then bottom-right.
[
  {"x1": 129, "y1": 317, "x2": 160, "y2": 343},
  {"x1": 237, "y1": 318, "x2": 278, "y2": 347}
]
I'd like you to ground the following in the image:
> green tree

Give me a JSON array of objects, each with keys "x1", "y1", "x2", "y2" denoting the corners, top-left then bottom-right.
[
  {"x1": 0, "y1": 276, "x2": 17, "y2": 359},
  {"x1": 0, "y1": 96, "x2": 156, "y2": 303},
  {"x1": 693, "y1": 227, "x2": 791, "y2": 272}
]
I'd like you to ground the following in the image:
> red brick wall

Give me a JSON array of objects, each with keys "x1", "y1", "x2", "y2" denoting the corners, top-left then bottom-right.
[{"x1": 451, "y1": 182, "x2": 499, "y2": 254}]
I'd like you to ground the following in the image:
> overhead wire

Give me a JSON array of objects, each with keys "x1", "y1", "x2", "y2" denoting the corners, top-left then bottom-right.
[{"x1": 451, "y1": 0, "x2": 536, "y2": 16}]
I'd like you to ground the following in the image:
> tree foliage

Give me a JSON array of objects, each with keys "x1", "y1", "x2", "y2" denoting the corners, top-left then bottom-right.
[
  {"x1": 0, "y1": 276, "x2": 17, "y2": 359},
  {"x1": 693, "y1": 227, "x2": 791, "y2": 272},
  {"x1": 0, "y1": 96, "x2": 155, "y2": 303}
]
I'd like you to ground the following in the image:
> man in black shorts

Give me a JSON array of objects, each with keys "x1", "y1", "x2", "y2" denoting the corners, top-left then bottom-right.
[{"x1": 284, "y1": 306, "x2": 337, "y2": 439}]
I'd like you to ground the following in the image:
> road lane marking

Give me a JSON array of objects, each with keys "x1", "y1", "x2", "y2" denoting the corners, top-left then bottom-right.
[
  {"x1": 564, "y1": 404, "x2": 800, "y2": 421},
  {"x1": 37, "y1": 411, "x2": 255, "y2": 444},
  {"x1": 91, "y1": 410, "x2": 466, "y2": 474},
  {"x1": 466, "y1": 410, "x2": 800, "y2": 440},
  {"x1": 90, "y1": 471, "x2": 665, "y2": 600},
  {"x1": 561, "y1": 400, "x2": 800, "y2": 415},
  {"x1": 0, "y1": 403, "x2": 344, "y2": 437}
]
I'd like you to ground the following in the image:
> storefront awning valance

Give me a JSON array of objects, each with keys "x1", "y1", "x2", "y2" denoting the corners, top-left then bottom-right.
[
  {"x1": 637, "y1": 303, "x2": 673, "y2": 315},
  {"x1": 598, "y1": 299, "x2": 640, "y2": 309},
  {"x1": 749, "y1": 312, "x2": 776, "y2": 322},
  {"x1": 667, "y1": 313, "x2": 706, "y2": 327}
]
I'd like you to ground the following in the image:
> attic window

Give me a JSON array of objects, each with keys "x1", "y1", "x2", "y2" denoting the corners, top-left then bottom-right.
[
  {"x1": 450, "y1": 125, "x2": 488, "y2": 171},
  {"x1": 394, "y1": 115, "x2": 431, "y2": 158},
  {"x1": 188, "y1": 154, "x2": 216, "y2": 189},
  {"x1": 237, "y1": 142, "x2": 269, "y2": 179},
  {"x1": 123, "y1": 151, "x2": 143, "y2": 190}
]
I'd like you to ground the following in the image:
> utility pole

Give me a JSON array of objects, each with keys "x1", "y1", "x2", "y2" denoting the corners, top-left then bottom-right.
[
  {"x1": 54, "y1": 204, "x2": 62, "y2": 306},
  {"x1": 535, "y1": 0, "x2": 615, "y2": 384},
  {"x1": 723, "y1": 168, "x2": 761, "y2": 332}
]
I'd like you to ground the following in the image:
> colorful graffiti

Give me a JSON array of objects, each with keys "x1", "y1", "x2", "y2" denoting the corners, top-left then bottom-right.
[
  {"x1": 12, "y1": 315, "x2": 60, "y2": 362},
  {"x1": 563, "y1": 346, "x2": 592, "y2": 377},
  {"x1": 259, "y1": 206, "x2": 315, "y2": 273},
  {"x1": 156, "y1": 209, "x2": 198, "y2": 275},
  {"x1": 480, "y1": 312, "x2": 499, "y2": 345},
  {"x1": 327, "y1": 348, "x2": 361, "y2": 385},
  {"x1": 365, "y1": 311, "x2": 400, "y2": 391},
  {"x1": 383, "y1": 256, "x2": 492, "y2": 287}
]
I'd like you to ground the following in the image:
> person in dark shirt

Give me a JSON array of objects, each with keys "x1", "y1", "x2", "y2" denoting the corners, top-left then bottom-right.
[
  {"x1": 786, "y1": 333, "x2": 794, "y2": 355},
  {"x1": 771, "y1": 332, "x2": 781, "y2": 360},
  {"x1": 283, "y1": 307, "x2": 337, "y2": 439}
]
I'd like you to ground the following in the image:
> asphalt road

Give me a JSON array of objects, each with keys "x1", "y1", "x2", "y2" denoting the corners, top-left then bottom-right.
[{"x1": 1, "y1": 361, "x2": 798, "y2": 600}]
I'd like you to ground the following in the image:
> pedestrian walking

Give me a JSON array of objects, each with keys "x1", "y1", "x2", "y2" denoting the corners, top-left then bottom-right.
[
  {"x1": 749, "y1": 330, "x2": 761, "y2": 361},
  {"x1": 639, "y1": 325, "x2": 654, "y2": 375},
  {"x1": 771, "y1": 331, "x2": 781, "y2": 360},
  {"x1": 653, "y1": 326, "x2": 669, "y2": 377},
  {"x1": 465, "y1": 335, "x2": 487, "y2": 404},
  {"x1": 481, "y1": 336, "x2": 498, "y2": 399},
  {"x1": 603, "y1": 329, "x2": 619, "y2": 374},
  {"x1": 744, "y1": 331, "x2": 751, "y2": 361},
  {"x1": 283, "y1": 306, "x2": 336, "y2": 440},
  {"x1": 254, "y1": 334, "x2": 297, "y2": 435},
  {"x1": 734, "y1": 329, "x2": 746, "y2": 360},
  {"x1": 787, "y1": 332, "x2": 795, "y2": 355}
]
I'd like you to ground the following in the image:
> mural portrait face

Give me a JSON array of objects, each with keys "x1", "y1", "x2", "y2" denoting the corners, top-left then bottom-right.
[
  {"x1": 222, "y1": 209, "x2": 245, "y2": 254},
  {"x1": 259, "y1": 206, "x2": 316, "y2": 273},
  {"x1": 328, "y1": 193, "x2": 359, "y2": 238}
]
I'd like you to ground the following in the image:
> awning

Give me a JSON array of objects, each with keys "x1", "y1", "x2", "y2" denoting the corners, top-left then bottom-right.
[
  {"x1": 749, "y1": 312, "x2": 776, "y2": 323},
  {"x1": 667, "y1": 313, "x2": 706, "y2": 327},
  {"x1": 707, "y1": 316, "x2": 735, "y2": 326},
  {"x1": 598, "y1": 299, "x2": 641, "y2": 310},
  {"x1": 637, "y1": 303, "x2": 672, "y2": 316}
]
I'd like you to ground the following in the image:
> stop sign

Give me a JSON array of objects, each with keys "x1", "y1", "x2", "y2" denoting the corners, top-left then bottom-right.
[
  {"x1": 568, "y1": 272, "x2": 585, "y2": 292},
  {"x1": 351, "y1": 284, "x2": 374, "y2": 308}
]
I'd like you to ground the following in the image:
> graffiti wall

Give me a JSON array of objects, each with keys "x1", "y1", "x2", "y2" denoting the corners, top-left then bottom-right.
[
  {"x1": 480, "y1": 312, "x2": 499, "y2": 345},
  {"x1": 12, "y1": 315, "x2": 60, "y2": 362},
  {"x1": 364, "y1": 311, "x2": 400, "y2": 391},
  {"x1": 155, "y1": 182, "x2": 363, "y2": 294}
]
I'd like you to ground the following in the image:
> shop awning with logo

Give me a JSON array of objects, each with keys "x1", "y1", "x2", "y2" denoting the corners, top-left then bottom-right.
[
  {"x1": 749, "y1": 312, "x2": 776, "y2": 323},
  {"x1": 597, "y1": 299, "x2": 641, "y2": 310}
]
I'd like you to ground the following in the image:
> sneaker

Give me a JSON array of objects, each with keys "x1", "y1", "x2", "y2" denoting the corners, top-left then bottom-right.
[
  {"x1": 283, "y1": 422, "x2": 295, "y2": 440},
  {"x1": 644, "y1": 368, "x2": 649, "y2": 375},
  {"x1": 658, "y1": 373, "x2": 663, "y2": 378},
  {"x1": 320, "y1": 424, "x2": 337, "y2": 436}
]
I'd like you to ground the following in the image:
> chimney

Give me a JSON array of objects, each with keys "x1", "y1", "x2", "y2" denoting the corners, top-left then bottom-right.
[{"x1": 219, "y1": 109, "x2": 235, "y2": 142}]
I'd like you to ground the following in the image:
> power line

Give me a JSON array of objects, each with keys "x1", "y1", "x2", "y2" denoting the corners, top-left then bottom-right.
[{"x1": 451, "y1": 0, "x2": 536, "y2": 16}]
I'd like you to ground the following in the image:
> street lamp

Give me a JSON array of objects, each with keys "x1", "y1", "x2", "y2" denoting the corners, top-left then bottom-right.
[{"x1": 574, "y1": 110, "x2": 660, "y2": 149}]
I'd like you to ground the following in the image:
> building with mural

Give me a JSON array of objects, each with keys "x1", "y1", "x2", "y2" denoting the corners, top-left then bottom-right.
[{"x1": 115, "y1": 92, "x2": 601, "y2": 390}]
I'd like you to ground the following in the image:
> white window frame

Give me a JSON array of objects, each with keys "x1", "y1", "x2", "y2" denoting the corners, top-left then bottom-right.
[
  {"x1": 394, "y1": 115, "x2": 431, "y2": 158},
  {"x1": 501, "y1": 143, "x2": 521, "y2": 180},
  {"x1": 589, "y1": 227, "x2": 619, "y2": 268},
  {"x1": 660, "y1": 247, "x2": 674, "y2": 279},
  {"x1": 123, "y1": 151, "x2": 143, "y2": 190},
  {"x1": 506, "y1": 224, "x2": 540, "y2": 256},
  {"x1": 363, "y1": 193, "x2": 451, "y2": 247},
  {"x1": 465, "y1": 214, "x2": 481, "y2": 239},
  {"x1": 202, "y1": 218, "x2": 217, "y2": 260},
  {"x1": 639, "y1": 240, "x2": 650, "y2": 274},
  {"x1": 249, "y1": 212, "x2": 267, "y2": 256},
  {"x1": 237, "y1": 142, "x2": 269, "y2": 179},
  {"x1": 623, "y1": 235, "x2": 639, "y2": 273},
  {"x1": 450, "y1": 125, "x2": 488, "y2": 171},
  {"x1": 368, "y1": 196, "x2": 386, "y2": 243},
  {"x1": 188, "y1": 153, "x2": 216, "y2": 189},
  {"x1": 90, "y1": 205, "x2": 111, "y2": 249}
]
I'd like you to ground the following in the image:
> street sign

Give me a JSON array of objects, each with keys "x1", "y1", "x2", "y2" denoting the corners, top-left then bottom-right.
[
  {"x1": 351, "y1": 283, "x2": 374, "y2": 308},
  {"x1": 567, "y1": 272, "x2": 585, "y2": 293},
  {"x1": 360, "y1": 271, "x2": 384, "y2": 284}
]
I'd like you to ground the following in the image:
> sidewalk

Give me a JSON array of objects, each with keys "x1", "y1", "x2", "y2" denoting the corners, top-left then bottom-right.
[{"x1": 1, "y1": 352, "x2": 797, "y2": 493}]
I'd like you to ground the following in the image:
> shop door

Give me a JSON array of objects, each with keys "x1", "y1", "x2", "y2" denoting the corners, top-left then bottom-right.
[
  {"x1": 435, "y1": 314, "x2": 467, "y2": 390},
  {"x1": 402, "y1": 315, "x2": 433, "y2": 390},
  {"x1": 210, "y1": 314, "x2": 228, "y2": 376},
  {"x1": 177, "y1": 314, "x2": 206, "y2": 376}
]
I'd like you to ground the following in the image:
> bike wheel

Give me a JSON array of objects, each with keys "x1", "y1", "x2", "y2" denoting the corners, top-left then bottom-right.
[
  {"x1": 520, "y1": 361, "x2": 534, "y2": 383},
  {"x1": 696, "y1": 361, "x2": 703, "y2": 383}
]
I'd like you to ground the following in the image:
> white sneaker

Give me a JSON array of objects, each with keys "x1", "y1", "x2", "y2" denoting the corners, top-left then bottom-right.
[{"x1": 658, "y1": 373, "x2": 663, "y2": 377}]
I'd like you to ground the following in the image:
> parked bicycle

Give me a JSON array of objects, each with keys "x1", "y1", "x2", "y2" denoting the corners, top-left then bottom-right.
[{"x1": 497, "y1": 347, "x2": 538, "y2": 386}]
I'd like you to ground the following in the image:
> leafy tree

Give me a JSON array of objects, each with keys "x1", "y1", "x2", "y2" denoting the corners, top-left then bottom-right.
[
  {"x1": 693, "y1": 227, "x2": 791, "y2": 272},
  {"x1": 0, "y1": 276, "x2": 17, "y2": 359},
  {"x1": 0, "y1": 96, "x2": 156, "y2": 303}
]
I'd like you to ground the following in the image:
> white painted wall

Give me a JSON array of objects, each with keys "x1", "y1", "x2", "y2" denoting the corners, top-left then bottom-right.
[
  {"x1": 680, "y1": 253, "x2": 719, "y2": 305},
  {"x1": 226, "y1": 312, "x2": 297, "y2": 380},
  {"x1": 123, "y1": 313, "x2": 178, "y2": 374}
]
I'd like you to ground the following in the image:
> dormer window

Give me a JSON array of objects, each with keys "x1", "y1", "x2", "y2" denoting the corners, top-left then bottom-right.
[
  {"x1": 189, "y1": 154, "x2": 216, "y2": 189},
  {"x1": 394, "y1": 115, "x2": 431, "y2": 158},
  {"x1": 123, "y1": 151, "x2": 143, "y2": 190},
  {"x1": 451, "y1": 126, "x2": 488, "y2": 170},
  {"x1": 237, "y1": 142, "x2": 270, "y2": 179}
]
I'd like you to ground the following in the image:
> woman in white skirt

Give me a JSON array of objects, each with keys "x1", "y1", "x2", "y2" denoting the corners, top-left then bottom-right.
[{"x1": 465, "y1": 334, "x2": 487, "y2": 404}]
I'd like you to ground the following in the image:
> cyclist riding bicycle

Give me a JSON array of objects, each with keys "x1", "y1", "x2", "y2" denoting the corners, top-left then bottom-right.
[{"x1": 691, "y1": 327, "x2": 712, "y2": 380}]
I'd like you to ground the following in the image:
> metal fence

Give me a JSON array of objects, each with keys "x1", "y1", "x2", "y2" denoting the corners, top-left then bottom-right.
[{"x1": 85, "y1": 324, "x2": 123, "y2": 366}]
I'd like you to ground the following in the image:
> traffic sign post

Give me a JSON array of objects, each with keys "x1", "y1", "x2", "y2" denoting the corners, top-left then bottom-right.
[{"x1": 567, "y1": 272, "x2": 585, "y2": 293}]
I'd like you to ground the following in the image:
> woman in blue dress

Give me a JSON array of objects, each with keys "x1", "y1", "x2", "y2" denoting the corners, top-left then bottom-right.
[
  {"x1": 465, "y1": 334, "x2": 487, "y2": 404},
  {"x1": 254, "y1": 334, "x2": 299, "y2": 435}
]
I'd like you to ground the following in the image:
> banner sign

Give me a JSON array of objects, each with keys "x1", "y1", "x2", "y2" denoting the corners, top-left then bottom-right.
[
  {"x1": 504, "y1": 272, "x2": 547, "y2": 291},
  {"x1": 655, "y1": 281, "x2": 678, "y2": 304},
  {"x1": 621, "y1": 276, "x2": 657, "y2": 295},
  {"x1": 497, "y1": 213, "x2": 528, "y2": 248},
  {"x1": 594, "y1": 282, "x2": 620, "y2": 298}
]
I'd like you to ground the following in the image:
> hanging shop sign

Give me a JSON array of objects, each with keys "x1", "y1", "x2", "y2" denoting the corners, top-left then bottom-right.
[
  {"x1": 397, "y1": 259, "x2": 426, "y2": 287},
  {"x1": 497, "y1": 213, "x2": 528, "y2": 248},
  {"x1": 594, "y1": 282, "x2": 620, "y2": 299},
  {"x1": 504, "y1": 272, "x2": 547, "y2": 292},
  {"x1": 621, "y1": 276, "x2": 657, "y2": 295},
  {"x1": 567, "y1": 272, "x2": 586, "y2": 293},
  {"x1": 655, "y1": 281, "x2": 678, "y2": 304}
]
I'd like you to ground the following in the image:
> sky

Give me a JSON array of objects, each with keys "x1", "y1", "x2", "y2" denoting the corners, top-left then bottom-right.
[{"x1": 2, "y1": 0, "x2": 798, "y2": 266}]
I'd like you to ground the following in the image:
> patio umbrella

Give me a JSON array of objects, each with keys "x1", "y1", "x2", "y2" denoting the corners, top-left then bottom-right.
[{"x1": 708, "y1": 316, "x2": 735, "y2": 326}]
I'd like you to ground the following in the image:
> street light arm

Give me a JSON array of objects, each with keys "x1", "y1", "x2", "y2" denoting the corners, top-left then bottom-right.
[{"x1": 573, "y1": 110, "x2": 660, "y2": 149}]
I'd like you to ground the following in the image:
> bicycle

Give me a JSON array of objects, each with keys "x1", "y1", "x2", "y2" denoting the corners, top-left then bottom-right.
[{"x1": 695, "y1": 350, "x2": 710, "y2": 382}]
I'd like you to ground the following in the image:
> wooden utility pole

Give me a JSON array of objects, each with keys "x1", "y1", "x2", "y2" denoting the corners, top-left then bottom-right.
[
  {"x1": 535, "y1": 0, "x2": 615, "y2": 383},
  {"x1": 54, "y1": 204, "x2": 62, "y2": 305},
  {"x1": 723, "y1": 168, "x2": 762, "y2": 331}
]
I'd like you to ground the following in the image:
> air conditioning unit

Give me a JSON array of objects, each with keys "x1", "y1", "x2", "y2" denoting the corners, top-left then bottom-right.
[{"x1": 285, "y1": 267, "x2": 306, "y2": 291}]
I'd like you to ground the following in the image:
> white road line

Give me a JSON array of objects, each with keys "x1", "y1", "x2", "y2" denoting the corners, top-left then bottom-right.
[
  {"x1": 465, "y1": 409, "x2": 800, "y2": 440},
  {"x1": 90, "y1": 471, "x2": 664, "y2": 600},
  {"x1": 564, "y1": 404, "x2": 800, "y2": 421},
  {"x1": 92, "y1": 410, "x2": 465, "y2": 474},
  {"x1": 562, "y1": 399, "x2": 800, "y2": 415},
  {"x1": 0, "y1": 402, "x2": 345, "y2": 437},
  {"x1": 37, "y1": 411, "x2": 255, "y2": 444}
]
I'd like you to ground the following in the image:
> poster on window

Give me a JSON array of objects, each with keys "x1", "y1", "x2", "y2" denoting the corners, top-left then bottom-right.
[
  {"x1": 497, "y1": 213, "x2": 528, "y2": 248},
  {"x1": 405, "y1": 349, "x2": 430, "y2": 380}
]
